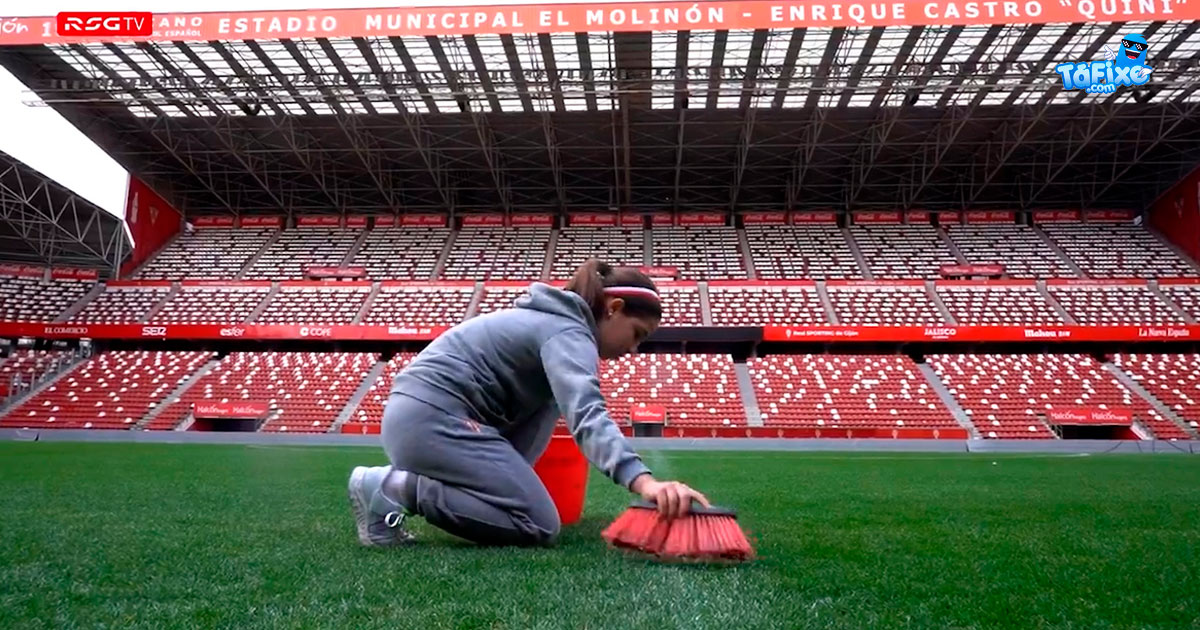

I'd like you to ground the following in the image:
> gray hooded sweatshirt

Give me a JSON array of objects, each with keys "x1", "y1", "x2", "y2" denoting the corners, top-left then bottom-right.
[{"x1": 390, "y1": 282, "x2": 652, "y2": 490}]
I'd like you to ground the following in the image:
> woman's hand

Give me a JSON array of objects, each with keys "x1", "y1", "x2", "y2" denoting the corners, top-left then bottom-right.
[{"x1": 629, "y1": 474, "x2": 711, "y2": 519}]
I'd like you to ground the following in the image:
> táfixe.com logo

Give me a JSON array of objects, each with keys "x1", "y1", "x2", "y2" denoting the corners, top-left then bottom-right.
[{"x1": 1055, "y1": 32, "x2": 1153, "y2": 94}]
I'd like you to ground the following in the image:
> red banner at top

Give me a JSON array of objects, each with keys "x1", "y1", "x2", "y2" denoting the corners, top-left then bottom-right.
[
  {"x1": 1085, "y1": 210, "x2": 1136, "y2": 223},
  {"x1": 50, "y1": 267, "x2": 99, "y2": 281},
  {"x1": 630, "y1": 405, "x2": 667, "y2": 423},
  {"x1": 0, "y1": 264, "x2": 44, "y2": 279},
  {"x1": 964, "y1": 211, "x2": 1015, "y2": 224},
  {"x1": 936, "y1": 211, "x2": 963, "y2": 224},
  {"x1": 852, "y1": 211, "x2": 902, "y2": 225},
  {"x1": 345, "y1": 215, "x2": 369, "y2": 228},
  {"x1": 462, "y1": 214, "x2": 506, "y2": 227},
  {"x1": 621, "y1": 214, "x2": 646, "y2": 227},
  {"x1": 569, "y1": 213, "x2": 618, "y2": 227},
  {"x1": 742, "y1": 212, "x2": 788, "y2": 225},
  {"x1": 906, "y1": 211, "x2": 930, "y2": 224},
  {"x1": 239, "y1": 216, "x2": 282, "y2": 228},
  {"x1": 3, "y1": 1, "x2": 1194, "y2": 45},
  {"x1": 296, "y1": 215, "x2": 341, "y2": 228},
  {"x1": 401, "y1": 214, "x2": 447, "y2": 227},
  {"x1": 192, "y1": 216, "x2": 236, "y2": 228},
  {"x1": 1034, "y1": 210, "x2": 1082, "y2": 223},
  {"x1": 678, "y1": 213, "x2": 726, "y2": 226},
  {"x1": 790, "y1": 211, "x2": 838, "y2": 224},
  {"x1": 650, "y1": 213, "x2": 674, "y2": 226},
  {"x1": 510, "y1": 214, "x2": 554, "y2": 228}
]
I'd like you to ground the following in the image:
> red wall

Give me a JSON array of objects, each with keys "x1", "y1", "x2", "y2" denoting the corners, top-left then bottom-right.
[
  {"x1": 120, "y1": 177, "x2": 183, "y2": 277},
  {"x1": 1151, "y1": 166, "x2": 1200, "y2": 263}
]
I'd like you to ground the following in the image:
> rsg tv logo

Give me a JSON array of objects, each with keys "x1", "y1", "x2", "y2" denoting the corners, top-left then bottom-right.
[{"x1": 56, "y1": 12, "x2": 153, "y2": 36}]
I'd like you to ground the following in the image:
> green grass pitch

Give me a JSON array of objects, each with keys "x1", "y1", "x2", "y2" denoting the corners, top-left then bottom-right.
[{"x1": 1, "y1": 442, "x2": 1197, "y2": 629}]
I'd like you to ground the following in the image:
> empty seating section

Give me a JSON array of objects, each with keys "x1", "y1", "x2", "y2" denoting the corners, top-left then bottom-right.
[
  {"x1": 946, "y1": 226, "x2": 1076, "y2": 278},
  {"x1": 746, "y1": 226, "x2": 863, "y2": 279},
  {"x1": 0, "y1": 349, "x2": 71, "y2": 397},
  {"x1": 937, "y1": 286, "x2": 1065, "y2": 326},
  {"x1": 0, "y1": 350, "x2": 213, "y2": 429},
  {"x1": 551, "y1": 227, "x2": 645, "y2": 279},
  {"x1": 599, "y1": 354, "x2": 743, "y2": 427},
  {"x1": 362, "y1": 287, "x2": 474, "y2": 326},
  {"x1": 151, "y1": 287, "x2": 270, "y2": 324},
  {"x1": 348, "y1": 353, "x2": 418, "y2": 426},
  {"x1": 829, "y1": 287, "x2": 946, "y2": 326},
  {"x1": 475, "y1": 287, "x2": 528, "y2": 316},
  {"x1": 148, "y1": 352, "x2": 377, "y2": 432},
  {"x1": 441, "y1": 228, "x2": 550, "y2": 280},
  {"x1": 660, "y1": 288, "x2": 703, "y2": 326},
  {"x1": 0, "y1": 276, "x2": 91, "y2": 321},
  {"x1": 749, "y1": 354, "x2": 954, "y2": 430},
  {"x1": 1112, "y1": 353, "x2": 1200, "y2": 438},
  {"x1": 70, "y1": 287, "x2": 170, "y2": 323},
  {"x1": 137, "y1": 228, "x2": 275, "y2": 279},
  {"x1": 1159, "y1": 285, "x2": 1200, "y2": 320},
  {"x1": 1048, "y1": 285, "x2": 1184, "y2": 325},
  {"x1": 256, "y1": 287, "x2": 370, "y2": 324},
  {"x1": 926, "y1": 353, "x2": 1135, "y2": 439},
  {"x1": 243, "y1": 228, "x2": 361, "y2": 280},
  {"x1": 352, "y1": 228, "x2": 448, "y2": 279},
  {"x1": 1042, "y1": 225, "x2": 1197, "y2": 277},
  {"x1": 651, "y1": 227, "x2": 746, "y2": 279},
  {"x1": 708, "y1": 287, "x2": 829, "y2": 326},
  {"x1": 852, "y1": 226, "x2": 959, "y2": 278}
]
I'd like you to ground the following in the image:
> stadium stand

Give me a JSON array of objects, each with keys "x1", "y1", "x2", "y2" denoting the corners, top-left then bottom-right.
[
  {"x1": 150, "y1": 286, "x2": 271, "y2": 324},
  {"x1": 1112, "y1": 353, "x2": 1200, "y2": 438},
  {"x1": 441, "y1": 227, "x2": 551, "y2": 280},
  {"x1": 1041, "y1": 224, "x2": 1198, "y2": 278},
  {"x1": 361, "y1": 286, "x2": 475, "y2": 327},
  {"x1": 0, "y1": 349, "x2": 72, "y2": 397},
  {"x1": 551, "y1": 226, "x2": 646, "y2": 279},
  {"x1": 745, "y1": 225, "x2": 862, "y2": 279},
  {"x1": 1157, "y1": 283, "x2": 1200, "y2": 320},
  {"x1": 0, "y1": 276, "x2": 91, "y2": 322},
  {"x1": 936, "y1": 284, "x2": 1066, "y2": 326},
  {"x1": 707, "y1": 285, "x2": 829, "y2": 326},
  {"x1": 345, "y1": 353, "x2": 418, "y2": 426},
  {"x1": 600, "y1": 353, "x2": 743, "y2": 427},
  {"x1": 650, "y1": 227, "x2": 746, "y2": 279},
  {"x1": 944, "y1": 225, "x2": 1077, "y2": 278},
  {"x1": 1047, "y1": 284, "x2": 1186, "y2": 325},
  {"x1": 926, "y1": 353, "x2": 1138, "y2": 439},
  {"x1": 255, "y1": 285, "x2": 371, "y2": 324},
  {"x1": 850, "y1": 225, "x2": 959, "y2": 278},
  {"x1": 147, "y1": 351, "x2": 377, "y2": 432},
  {"x1": 70, "y1": 286, "x2": 171, "y2": 324},
  {"x1": 748, "y1": 354, "x2": 956, "y2": 430},
  {"x1": 475, "y1": 286, "x2": 529, "y2": 317},
  {"x1": 135, "y1": 228, "x2": 276, "y2": 279},
  {"x1": 243, "y1": 228, "x2": 362, "y2": 280},
  {"x1": 0, "y1": 350, "x2": 214, "y2": 429},
  {"x1": 828, "y1": 285, "x2": 947, "y2": 326},
  {"x1": 351, "y1": 227, "x2": 449, "y2": 279},
  {"x1": 659, "y1": 286, "x2": 704, "y2": 326}
]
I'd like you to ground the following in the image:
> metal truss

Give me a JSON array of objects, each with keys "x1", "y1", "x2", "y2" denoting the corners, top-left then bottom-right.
[
  {"x1": 0, "y1": 152, "x2": 128, "y2": 271},
  {"x1": 0, "y1": 22, "x2": 1196, "y2": 219}
]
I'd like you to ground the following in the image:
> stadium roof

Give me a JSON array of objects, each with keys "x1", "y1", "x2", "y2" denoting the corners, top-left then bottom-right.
[
  {"x1": 0, "y1": 3, "x2": 1198, "y2": 217},
  {"x1": 0, "y1": 149, "x2": 130, "y2": 270}
]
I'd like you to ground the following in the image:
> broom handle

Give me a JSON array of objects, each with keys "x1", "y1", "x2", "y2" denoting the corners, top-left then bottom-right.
[{"x1": 630, "y1": 499, "x2": 738, "y2": 517}]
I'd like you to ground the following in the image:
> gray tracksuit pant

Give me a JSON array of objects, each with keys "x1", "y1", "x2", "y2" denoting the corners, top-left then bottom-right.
[{"x1": 381, "y1": 392, "x2": 561, "y2": 547}]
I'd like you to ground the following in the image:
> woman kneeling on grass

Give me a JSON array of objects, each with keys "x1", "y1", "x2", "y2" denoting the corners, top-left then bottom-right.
[{"x1": 348, "y1": 258, "x2": 711, "y2": 547}]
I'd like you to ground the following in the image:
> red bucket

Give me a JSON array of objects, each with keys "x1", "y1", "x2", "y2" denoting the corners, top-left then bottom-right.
[{"x1": 532, "y1": 435, "x2": 589, "y2": 526}]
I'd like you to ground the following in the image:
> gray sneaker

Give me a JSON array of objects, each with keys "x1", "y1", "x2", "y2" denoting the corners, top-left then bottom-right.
[{"x1": 348, "y1": 466, "x2": 416, "y2": 547}]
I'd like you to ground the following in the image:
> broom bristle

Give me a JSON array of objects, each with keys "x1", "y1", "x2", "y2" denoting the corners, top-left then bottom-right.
[{"x1": 602, "y1": 503, "x2": 755, "y2": 563}]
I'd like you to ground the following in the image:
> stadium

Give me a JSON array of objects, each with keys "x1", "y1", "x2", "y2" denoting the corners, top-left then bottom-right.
[{"x1": 0, "y1": 1, "x2": 1198, "y2": 627}]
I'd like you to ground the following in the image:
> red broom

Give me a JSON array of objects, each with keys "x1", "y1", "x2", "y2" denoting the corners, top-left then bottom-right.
[{"x1": 601, "y1": 500, "x2": 754, "y2": 563}]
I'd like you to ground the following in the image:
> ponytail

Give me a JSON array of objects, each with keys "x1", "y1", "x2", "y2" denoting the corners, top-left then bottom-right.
[{"x1": 565, "y1": 257, "x2": 662, "y2": 323}]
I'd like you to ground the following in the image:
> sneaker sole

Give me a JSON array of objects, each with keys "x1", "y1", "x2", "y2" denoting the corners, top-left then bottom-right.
[{"x1": 347, "y1": 466, "x2": 373, "y2": 546}]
